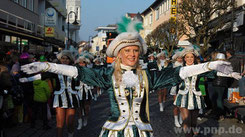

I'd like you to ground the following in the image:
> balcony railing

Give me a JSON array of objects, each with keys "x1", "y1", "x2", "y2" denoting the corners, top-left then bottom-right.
[{"x1": 0, "y1": 9, "x2": 44, "y2": 37}]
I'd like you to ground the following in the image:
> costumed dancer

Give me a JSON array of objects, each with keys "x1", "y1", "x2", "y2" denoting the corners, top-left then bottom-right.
[
  {"x1": 170, "y1": 49, "x2": 183, "y2": 127},
  {"x1": 147, "y1": 53, "x2": 157, "y2": 94},
  {"x1": 75, "y1": 55, "x2": 94, "y2": 130},
  {"x1": 173, "y1": 47, "x2": 241, "y2": 137},
  {"x1": 156, "y1": 51, "x2": 171, "y2": 112},
  {"x1": 93, "y1": 57, "x2": 104, "y2": 98},
  {"x1": 20, "y1": 17, "x2": 234, "y2": 137},
  {"x1": 20, "y1": 50, "x2": 79, "y2": 137}
]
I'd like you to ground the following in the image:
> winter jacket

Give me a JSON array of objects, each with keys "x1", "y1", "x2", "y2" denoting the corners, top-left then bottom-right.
[
  {"x1": 33, "y1": 80, "x2": 51, "y2": 102},
  {"x1": 212, "y1": 76, "x2": 229, "y2": 87}
]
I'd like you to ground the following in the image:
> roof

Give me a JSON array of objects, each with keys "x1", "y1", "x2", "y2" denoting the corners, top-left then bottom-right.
[
  {"x1": 141, "y1": 0, "x2": 162, "y2": 15},
  {"x1": 127, "y1": 13, "x2": 137, "y2": 18},
  {"x1": 95, "y1": 26, "x2": 117, "y2": 31}
]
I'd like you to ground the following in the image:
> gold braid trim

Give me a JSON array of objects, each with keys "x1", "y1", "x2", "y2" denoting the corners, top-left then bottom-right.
[
  {"x1": 112, "y1": 39, "x2": 140, "y2": 55},
  {"x1": 206, "y1": 62, "x2": 212, "y2": 71},
  {"x1": 41, "y1": 62, "x2": 51, "y2": 72}
]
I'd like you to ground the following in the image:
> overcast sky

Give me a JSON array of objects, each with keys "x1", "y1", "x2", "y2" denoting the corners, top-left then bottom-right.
[{"x1": 79, "y1": 0, "x2": 155, "y2": 41}]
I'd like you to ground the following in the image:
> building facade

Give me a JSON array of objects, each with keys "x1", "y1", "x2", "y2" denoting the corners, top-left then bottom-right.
[
  {"x1": 141, "y1": 0, "x2": 172, "y2": 39},
  {"x1": 0, "y1": 0, "x2": 67, "y2": 53},
  {"x1": 90, "y1": 25, "x2": 117, "y2": 54},
  {"x1": 66, "y1": 0, "x2": 81, "y2": 48}
]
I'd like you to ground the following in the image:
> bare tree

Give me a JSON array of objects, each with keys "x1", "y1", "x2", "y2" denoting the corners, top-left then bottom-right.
[
  {"x1": 178, "y1": 0, "x2": 235, "y2": 56},
  {"x1": 145, "y1": 18, "x2": 183, "y2": 57}
]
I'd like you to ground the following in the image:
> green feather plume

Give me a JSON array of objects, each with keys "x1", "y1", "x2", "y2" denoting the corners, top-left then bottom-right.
[
  {"x1": 117, "y1": 16, "x2": 131, "y2": 33},
  {"x1": 117, "y1": 16, "x2": 143, "y2": 33}
]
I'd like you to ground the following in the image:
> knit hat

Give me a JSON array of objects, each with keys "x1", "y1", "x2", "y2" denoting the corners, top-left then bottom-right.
[{"x1": 106, "y1": 16, "x2": 147, "y2": 57}]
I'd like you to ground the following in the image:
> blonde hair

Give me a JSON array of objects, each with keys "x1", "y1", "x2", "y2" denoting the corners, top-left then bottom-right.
[{"x1": 113, "y1": 50, "x2": 143, "y2": 87}]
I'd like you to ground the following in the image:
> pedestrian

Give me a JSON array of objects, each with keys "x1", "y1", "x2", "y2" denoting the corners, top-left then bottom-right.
[
  {"x1": 31, "y1": 76, "x2": 51, "y2": 129},
  {"x1": 20, "y1": 17, "x2": 234, "y2": 137},
  {"x1": 211, "y1": 53, "x2": 230, "y2": 121},
  {"x1": 226, "y1": 48, "x2": 241, "y2": 88},
  {"x1": 0, "y1": 52, "x2": 12, "y2": 137}
]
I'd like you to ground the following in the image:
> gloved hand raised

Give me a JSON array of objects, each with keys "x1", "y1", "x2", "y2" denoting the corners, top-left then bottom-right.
[
  {"x1": 21, "y1": 62, "x2": 49, "y2": 74},
  {"x1": 208, "y1": 61, "x2": 233, "y2": 75},
  {"x1": 21, "y1": 62, "x2": 78, "y2": 78}
]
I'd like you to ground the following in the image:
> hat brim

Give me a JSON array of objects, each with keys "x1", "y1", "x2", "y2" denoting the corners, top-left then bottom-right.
[{"x1": 106, "y1": 32, "x2": 147, "y2": 57}]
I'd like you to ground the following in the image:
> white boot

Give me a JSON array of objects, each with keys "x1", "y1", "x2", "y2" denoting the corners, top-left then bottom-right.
[
  {"x1": 179, "y1": 114, "x2": 183, "y2": 125},
  {"x1": 68, "y1": 132, "x2": 74, "y2": 137},
  {"x1": 83, "y1": 117, "x2": 88, "y2": 127},
  {"x1": 159, "y1": 103, "x2": 163, "y2": 112},
  {"x1": 174, "y1": 115, "x2": 181, "y2": 127},
  {"x1": 77, "y1": 118, "x2": 83, "y2": 130}
]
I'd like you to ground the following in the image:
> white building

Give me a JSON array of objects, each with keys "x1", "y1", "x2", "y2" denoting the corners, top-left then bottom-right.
[
  {"x1": 66, "y1": 0, "x2": 81, "y2": 47},
  {"x1": 90, "y1": 25, "x2": 117, "y2": 54}
]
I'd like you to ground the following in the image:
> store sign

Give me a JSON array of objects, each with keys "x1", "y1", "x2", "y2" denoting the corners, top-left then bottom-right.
[
  {"x1": 171, "y1": 0, "x2": 178, "y2": 34},
  {"x1": 45, "y1": 27, "x2": 55, "y2": 37},
  {"x1": 45, "y1": 8, "x2": 57, "y2": 26},
  {"x1": 171, "y1": 0, "x2": 178, "y2": 18}
]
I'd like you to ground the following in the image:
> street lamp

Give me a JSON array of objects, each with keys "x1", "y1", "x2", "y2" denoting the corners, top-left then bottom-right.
[
  {"x1": 66, "y1": 11, "x2": 79, "y2": 49},
  {"x1": 88, "y1": 36, "x2": 93, "y2": 45}
]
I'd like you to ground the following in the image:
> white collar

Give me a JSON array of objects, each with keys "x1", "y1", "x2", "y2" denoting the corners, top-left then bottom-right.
[{"x1": 120, "y1": 64, "x2": 136, "y2": 71}]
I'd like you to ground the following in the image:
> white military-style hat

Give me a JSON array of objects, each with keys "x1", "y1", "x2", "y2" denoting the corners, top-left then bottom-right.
[
  {"x1": 106, "y1": 32, "x2": 147, "y2": 57},
  {"x1": 180, "y1": 46, "x2": 200, "y2": 57},
  {"x1": 106, "y1": 16, "x2": 147, "y2": 57},
  {"x1": 172, "y1": 51, "x2": 182, "y2": 60},
  {"x1": 57, "y1": 50, "x2": 75, "y2": 62},
  {"x1": 76, "y1": 56, "x2": 91, "y2": 64},
  {"x1": 157, "y1": 50, "x2": 168, "y2": 58},
  {"x1": 148, "y1": 53, "x2": 154, "y2": 58}
]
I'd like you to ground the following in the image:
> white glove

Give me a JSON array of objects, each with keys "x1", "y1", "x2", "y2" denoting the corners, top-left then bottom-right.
[
  {"x1": 19, "y1": 77, "x2": 28, "y2": 83},
  {"x1": 19, "y1": 74, "x2": 41, "y2": 82},
  {"x1": 21, "y1": 62, "x2": 48, "y2": 74},
  {"x1": 180, "y1": 61, "x2": 232, "y2": 79},
  {"x1": 21, "y1": 62, "x2": 78, "y2": 78},
  {"x1": 217, "y1": 72, "x2": 242, "y2": 80},
  {"x1": 208, "y1": 61, "x2": 233, "y2": 75},
  {"x1": 231, "y1": 72, "x2": 242, "y2": 80}
]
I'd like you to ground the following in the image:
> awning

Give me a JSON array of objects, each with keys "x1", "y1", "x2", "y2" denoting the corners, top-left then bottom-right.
[{"x1": 0, "y1": 27, "x2": 44, "y2": 41}]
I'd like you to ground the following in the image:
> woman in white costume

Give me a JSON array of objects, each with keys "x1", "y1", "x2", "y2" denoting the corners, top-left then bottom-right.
[{"x1": 20, "y1": 17, "x2": 235, "y2": 137}]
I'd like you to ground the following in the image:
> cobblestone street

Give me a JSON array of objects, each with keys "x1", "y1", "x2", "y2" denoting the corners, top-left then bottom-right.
[{"x1": 5, "y1": 91, "x2": 245, "y2": 137}]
